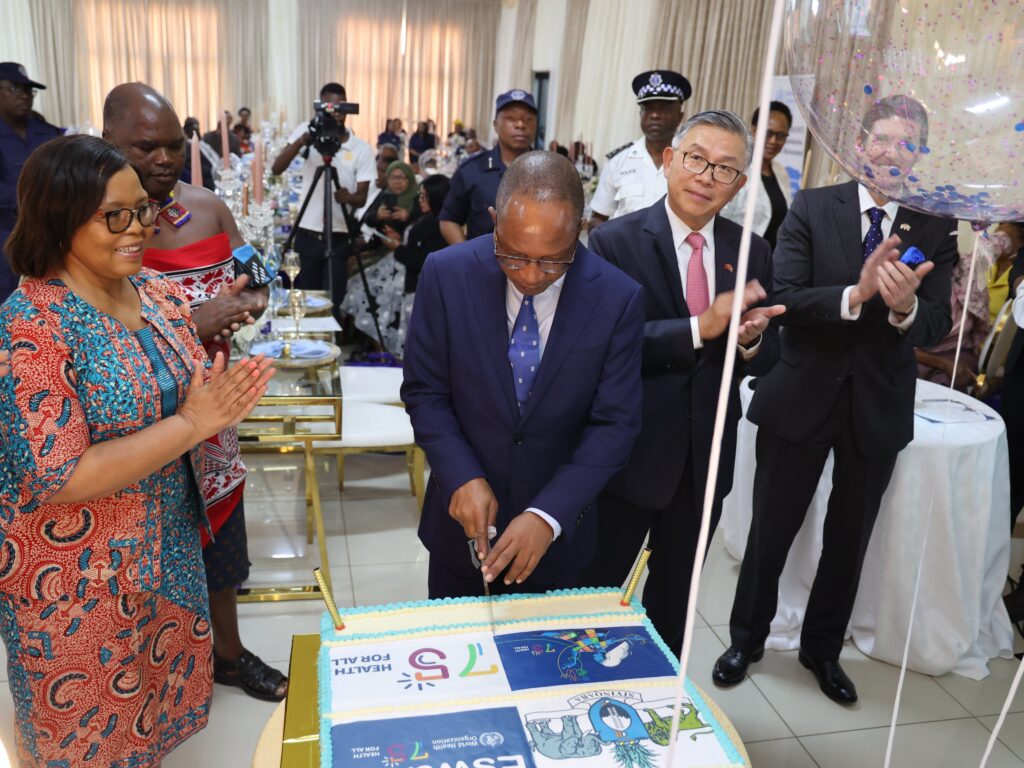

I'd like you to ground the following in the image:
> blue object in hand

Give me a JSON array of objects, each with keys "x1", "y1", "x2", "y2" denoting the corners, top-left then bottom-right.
[{"x1": 899, "y1": 246, "x2": 926, "y2": 267}]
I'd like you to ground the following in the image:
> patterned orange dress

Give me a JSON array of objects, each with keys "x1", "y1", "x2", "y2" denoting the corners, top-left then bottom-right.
[{"x1": 0, "y1": 270, "x2": 213, "y2": 767}]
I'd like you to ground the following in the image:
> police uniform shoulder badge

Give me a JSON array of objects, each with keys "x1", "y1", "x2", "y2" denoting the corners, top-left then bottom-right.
[{"x1": 606, "y1": 142, "x2": 632, "y2": 160}]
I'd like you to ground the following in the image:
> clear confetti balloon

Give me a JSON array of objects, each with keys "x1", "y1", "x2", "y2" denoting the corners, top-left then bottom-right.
[{"x1": 785, "y1": 0, "x2": 1024, "y2": 222}]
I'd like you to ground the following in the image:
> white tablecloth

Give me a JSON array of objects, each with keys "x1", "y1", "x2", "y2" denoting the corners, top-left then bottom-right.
[{"x1": 720, "y1": 377, "x2": 1014, "y2": 679}]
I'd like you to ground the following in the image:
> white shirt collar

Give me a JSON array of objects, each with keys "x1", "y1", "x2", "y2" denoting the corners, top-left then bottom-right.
[
  {"x1": 664, "y1": 198, "x2": 716, "y2": 254},
  {"x1": 857, "y1": 184, "x2": 900, "y2": 221},
  {"x1": 507, "y1": 273, "x2": 567, "y2": 303}
]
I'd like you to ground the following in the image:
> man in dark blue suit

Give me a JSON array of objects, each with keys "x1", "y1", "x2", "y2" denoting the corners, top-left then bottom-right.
[
  {"x1": 402, "y1": 151, "x2": 644, "y2": 597},
  {"x1": 578, "y1": 110, "x2": 784, "y2": 655}
]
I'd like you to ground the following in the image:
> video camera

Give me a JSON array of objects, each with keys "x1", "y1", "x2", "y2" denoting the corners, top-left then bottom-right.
[{"x1": 308, "y1": 99, "x2": 360, "y2": 158}]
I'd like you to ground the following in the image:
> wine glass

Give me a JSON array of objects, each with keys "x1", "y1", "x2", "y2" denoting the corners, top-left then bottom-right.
[
  {"x1": 282, "y1": 250, "x2": 301, "y2": 289},
  {"x1": 288, "y1": 289, "x2": 307, "y2": 339}
]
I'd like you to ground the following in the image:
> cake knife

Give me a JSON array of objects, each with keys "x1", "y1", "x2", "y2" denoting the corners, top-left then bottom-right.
[{"x1": 469, "y1": 525, "x2": 498, "y2": 635}]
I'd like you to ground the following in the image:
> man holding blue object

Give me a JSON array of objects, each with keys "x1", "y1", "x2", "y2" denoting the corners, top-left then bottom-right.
[
  {"x1": 715, "y1": 95, "x2": 956, "y2": 703},
  {"x1": 403, "y1": 151, "x2": 644, "y2": 597}
]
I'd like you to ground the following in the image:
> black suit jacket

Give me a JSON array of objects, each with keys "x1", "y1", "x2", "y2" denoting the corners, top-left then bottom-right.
[
  {"x1": 748, "y1": 181, "x2": 956, "y2": 455},
  {"x1": 1003, "y1": 252, "x2": 1024, "y2": 376},
  {"x1": 588, "y1": 200, "x2": 779, "y2": 510}
]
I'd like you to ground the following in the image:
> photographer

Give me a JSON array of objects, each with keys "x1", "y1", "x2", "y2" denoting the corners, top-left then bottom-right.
[{"x1": 271, "y1": 82, "x2": 375, "y2": 313}]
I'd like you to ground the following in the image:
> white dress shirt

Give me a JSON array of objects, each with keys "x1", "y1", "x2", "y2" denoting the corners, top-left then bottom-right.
[
  {"x1": 590, "y1": 136, "x2": 667, "y2": 219},
  {"x1": 505, "y1": 275, "x2": 567, "y2": 540},
  {"x1": 663, "y1": 200, "x2": 760, "y2": 358},
  {"x1": 840, "y1": 185, "x2": 918, "y2": 329}
]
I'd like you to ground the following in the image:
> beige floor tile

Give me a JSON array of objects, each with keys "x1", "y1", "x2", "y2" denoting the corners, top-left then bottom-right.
[
  {"x1": 351, "y1": 559, "x2": 430, "y2": 607},
  {"x1": 801, "y1": 718, "x2": 1023, "y2": 768},
  {"x1": 697, "y1": 529, "x2": 742, "y2": 626},
  {"x1": 687, "y1": 626, "x2": 794, "y2": 743},
  {"x1": 979, "y1": 712, "x2": 1024, "y2": 761},
  {"x1": 744, "y1": 737, "x2": 819, "y2": 768},
  {"x1": 935, "y1": 656, "x2": 1024, "y2": 717},
  {"x1": 748, "y1": 643, "x2": 969, "y2": 736}
]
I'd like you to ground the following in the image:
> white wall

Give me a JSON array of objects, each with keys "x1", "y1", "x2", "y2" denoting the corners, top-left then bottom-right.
[{"x1": 532, "y1": 0, "x2": 567, "y2": 148}]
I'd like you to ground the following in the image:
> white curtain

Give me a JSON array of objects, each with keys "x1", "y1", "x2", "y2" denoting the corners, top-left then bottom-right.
[
  {"x1": 20, "y1": 0, "x2": 499, "y2": 141},
  {"x1": 568, "y1": 0, "x2": 658, "y2": 159}
]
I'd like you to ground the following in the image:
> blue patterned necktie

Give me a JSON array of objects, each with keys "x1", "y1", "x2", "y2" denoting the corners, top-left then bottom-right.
[
  {"x1": 863, "y1": 207, "x2": 886, "y2": 261},
  {"x1": 509, "y1": 296, "x2": 541, "y2": 413}
]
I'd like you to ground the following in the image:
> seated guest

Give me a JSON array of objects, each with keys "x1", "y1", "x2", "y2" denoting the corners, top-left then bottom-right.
[
  {"x1": 202, "y1": 110, "x2": 242, "y2": 159},
  {"x1": 465, "y1": 137, "x2": 484, "y2": 154},
  {"x1": 409, "y1": 120, "x2": 437, "y2": 167},
  {"x1": 0, "y1": 134, "x2": 273, "y2": 767},
  {"x1": 571, "y1": 141, "x2": 599, "y2": 175},
  {"x1": 366, "y1": 161, "x2": 420, "y2": 235},
  {"x1": 233, "y1": 105, "x2": 253, "y2": 152},
  {"x1": 403, "y1": 151, "x2": 644, "y2": 598},
  {"x1": 388, "y1": 174, "x2": 451, "y2": 294},
  {"x1": 915, "y1": 253, "x2": 989, "y2": 390},
  {"x1": 353, "y1": 144, "x2": 400, "y2": 235},
  {"x1": 341, "y1": 162, "x2": 422, "y2": 356},
  {"x1": 378, "y1": 118, "x2": 401, "y2": 151},
  {"x1": 719, "y1": 100, "x2": 794, "y2": 249},
  {"x1": 988, "y1": 222, "x2": 1024, "y2": 324}
]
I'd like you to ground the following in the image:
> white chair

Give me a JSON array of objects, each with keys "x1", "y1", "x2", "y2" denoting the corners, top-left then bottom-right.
[
  {"x1": 339, "y1": 365, "x2": 404, "y2": 404},
  {"x1": 312, "y1": 401, "x2": 426, "y2": 512}
]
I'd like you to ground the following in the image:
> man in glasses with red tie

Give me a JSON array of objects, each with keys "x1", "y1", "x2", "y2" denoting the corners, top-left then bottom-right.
[
  {"x1": 403, "y1": 151, "x2": 644, "y2": 598},
  {"x1": 579, "y1": 110, "x2": 783, "y2": 658}
]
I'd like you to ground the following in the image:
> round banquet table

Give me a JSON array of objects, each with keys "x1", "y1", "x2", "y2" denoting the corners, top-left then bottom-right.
[{"x1": 720, "y1": 377, "x2": 1015, "y2": 680}]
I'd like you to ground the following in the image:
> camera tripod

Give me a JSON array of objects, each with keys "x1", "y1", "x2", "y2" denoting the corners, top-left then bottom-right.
[{"x1": 283, "y1": 153, "x2": 389, "y2": 356}]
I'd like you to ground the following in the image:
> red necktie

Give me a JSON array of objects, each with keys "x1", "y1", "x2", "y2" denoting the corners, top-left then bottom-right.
[{"x1": 685, "y1": 231, "x2": 710, "y2": 315}]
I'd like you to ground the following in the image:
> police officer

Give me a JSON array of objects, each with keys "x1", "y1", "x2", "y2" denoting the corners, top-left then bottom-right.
[
  {"x1": 438, "y1": 89, "x2": 537, "y2": 244},
  {"x1": 587, "y1": 70, "x2": 691, "y2": 230},
  {"x1": 0, "y1": 62, "x2": 61, "y2": 303}
]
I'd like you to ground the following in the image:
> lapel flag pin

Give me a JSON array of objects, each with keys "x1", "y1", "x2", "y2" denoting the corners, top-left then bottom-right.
[
  {"x1": 900, "y1": 223, "x2": 911, "y2": 231},
  {"x1": 724, "y1": 263, "x2": 734, "y2": 272}
]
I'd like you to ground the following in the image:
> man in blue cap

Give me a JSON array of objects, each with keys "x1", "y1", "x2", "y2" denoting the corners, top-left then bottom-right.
[
  {"x1": 0, "y1": 62, "x2": 62, "y2": 303},
  {"x1": 588, "y1": 70, "x2": 691, "y2": 230},
  {"x1": 439, "y1": 89, "x2": 538, "y2": 244}
]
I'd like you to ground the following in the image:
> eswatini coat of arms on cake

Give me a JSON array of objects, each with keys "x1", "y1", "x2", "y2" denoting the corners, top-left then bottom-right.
[{"x1": 317, "y1": 589, "x2": 747, "y2": 768}]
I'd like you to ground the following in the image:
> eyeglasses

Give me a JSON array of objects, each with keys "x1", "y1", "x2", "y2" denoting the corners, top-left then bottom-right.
[
  {"x1": 494, "y1": 237, "x2": 576, "y2": 275},
  {"x1": 765, "y1": 130, "x2": 789, "y2": 142},
  {"x1": 0, "y1": 83, "x2": 37, "y2": 98},
  {"x1": 93, "y1": 202, "x2": 160, "y2": 234},
  {"x1": 678, "y1": 152, "x2": 743, "y2": 185}
]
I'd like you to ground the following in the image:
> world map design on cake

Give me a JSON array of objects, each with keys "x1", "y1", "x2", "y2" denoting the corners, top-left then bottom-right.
[{"x1": 317, "y1": 589, "x2": 746, "y2": 768}]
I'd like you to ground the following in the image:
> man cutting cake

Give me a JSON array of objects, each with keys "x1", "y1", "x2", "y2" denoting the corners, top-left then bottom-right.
[{"x1": 402, "y1": 151, "x2": 644, "y2": 598}]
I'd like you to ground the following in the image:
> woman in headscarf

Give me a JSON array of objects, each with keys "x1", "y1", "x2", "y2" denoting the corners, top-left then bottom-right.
[{"x1": 366, "y1": 161, "x2": 420, "y2": 235}]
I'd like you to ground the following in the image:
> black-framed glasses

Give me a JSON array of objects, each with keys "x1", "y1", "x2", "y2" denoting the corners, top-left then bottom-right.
[
  {"x1": 93, "y1": 202, "x2": 160, "y2": 233},
  {"x1": 494, "y1": 235, "x2": 576, "y2": 275},
  {"x1": 766, "y1": 130, "x2": 789, "y2": 142},
  {"x1": 678, "y1": 152, "x2": 743, "y2": 185},
  {"x1": 0, "y1": 83, "x2": 37, "y2": 98}
]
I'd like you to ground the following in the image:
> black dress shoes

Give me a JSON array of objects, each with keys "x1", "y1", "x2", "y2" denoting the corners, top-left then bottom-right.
[
  {"x1": 798, "y1": 651, "x2": 858, "y2": 704},
  {"x1": 712, "y1": 646, "x2": 764, "y2": 686}
]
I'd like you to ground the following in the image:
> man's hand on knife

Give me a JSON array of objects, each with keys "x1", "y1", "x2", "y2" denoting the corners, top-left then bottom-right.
[
  {"x1": 449, "y1": 477, "x2": 499, "y2": 560},
  {"x1": 482, "y1": 513, "x2": 553, "y2": 586}
]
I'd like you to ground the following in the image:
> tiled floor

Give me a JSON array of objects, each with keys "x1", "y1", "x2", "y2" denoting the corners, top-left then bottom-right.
[{"x1": 2, "y1": 450, "x2": 1023, "y2": 767}]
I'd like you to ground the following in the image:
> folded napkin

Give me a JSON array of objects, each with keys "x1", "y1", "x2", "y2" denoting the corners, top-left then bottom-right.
[{"x1": 251, "y1": 339, "x2": 330, "y2": 359}]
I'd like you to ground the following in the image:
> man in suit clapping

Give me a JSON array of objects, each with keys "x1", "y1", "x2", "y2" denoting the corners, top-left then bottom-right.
[
  {"x1": 714, "y1": 96, "x2": 956, "y2": 703},
  {"x1": 579, "y1": 110, "x2": 783, "y2": 656}
]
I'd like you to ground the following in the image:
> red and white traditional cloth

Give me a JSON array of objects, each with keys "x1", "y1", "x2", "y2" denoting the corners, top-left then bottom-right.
[{"x1": 144, "y1": 232, "x2": 246, "y2": 541}]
